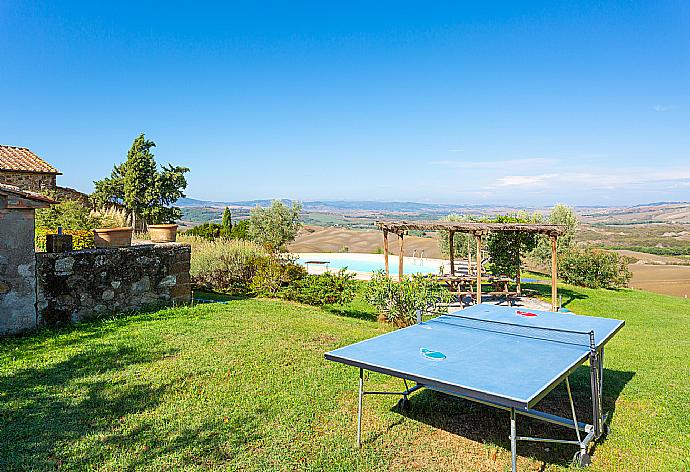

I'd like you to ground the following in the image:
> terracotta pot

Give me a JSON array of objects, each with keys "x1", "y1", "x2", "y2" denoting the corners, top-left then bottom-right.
[
  {"x1": 93, "y1": 227, "x2": 133, "y2": 248},
  {"x1": 148, "y1": 224, "x2": 178, "y2": 243}
]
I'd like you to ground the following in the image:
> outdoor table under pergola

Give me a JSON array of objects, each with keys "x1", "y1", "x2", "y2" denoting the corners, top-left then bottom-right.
[{"x1": 375, "y1": 220, "x2": 566, "y2": 312}]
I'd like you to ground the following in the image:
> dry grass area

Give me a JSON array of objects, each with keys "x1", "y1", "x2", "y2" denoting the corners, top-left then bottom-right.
[
  {"x1": 288, "y1": 226, "x2": 443, "y2": 258},
  {"x1": 626, "y1": 264, "x2": 690, "y2": 298}
]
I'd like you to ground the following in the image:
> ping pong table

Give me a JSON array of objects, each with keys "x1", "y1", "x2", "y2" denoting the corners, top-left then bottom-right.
[{"x1": 324, "y1": 304, "x2": 624, "y2": 471}]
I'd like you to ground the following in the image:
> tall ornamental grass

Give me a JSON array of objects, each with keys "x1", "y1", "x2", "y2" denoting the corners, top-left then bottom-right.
[{"x1": 187, "y1": 237, "x2": 268, "y2": 293}]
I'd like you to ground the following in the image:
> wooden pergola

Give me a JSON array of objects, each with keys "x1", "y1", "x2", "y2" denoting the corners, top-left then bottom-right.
[{"x1": 375, "y1": 220, "x2": 566, "y2": 311}]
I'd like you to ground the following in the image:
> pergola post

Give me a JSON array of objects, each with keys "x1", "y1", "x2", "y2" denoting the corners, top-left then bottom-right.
[
  {"x1": 467, "y1": 239, "x2": 472, "y2": 275},
  {"x1": 398, "y1": 232, "x2": 404, "y2": 282},
  {"x1": 449, "y1": 230, "x2": 455, "y2": 275},
  {"x1": 383, "y1": 230, "x2": 389, "y2": 276},
  {"x1": 475, "y1": 233, "x2": 482, "y2": 304},
  {"x1": 551, "y1": 235, "x2": 558, "y2": 311}
]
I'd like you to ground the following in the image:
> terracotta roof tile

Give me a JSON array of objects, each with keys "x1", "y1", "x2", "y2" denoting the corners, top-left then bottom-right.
[{"x1": 0, "y1": 145, "x2": 60, "y2": 174}]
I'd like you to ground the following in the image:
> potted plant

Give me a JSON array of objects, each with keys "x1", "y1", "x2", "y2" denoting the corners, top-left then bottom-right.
[
  {"x1": 147, "y1": 222, "x2": 178, "y2": 243},
  {"x1": 93, "y1": 227, "x2": 134, "y2": 248}
]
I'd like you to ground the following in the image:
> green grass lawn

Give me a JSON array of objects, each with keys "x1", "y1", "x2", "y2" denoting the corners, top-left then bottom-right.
[{"x1": 1, "y1": 287, "x2": 688, "y2": 471}]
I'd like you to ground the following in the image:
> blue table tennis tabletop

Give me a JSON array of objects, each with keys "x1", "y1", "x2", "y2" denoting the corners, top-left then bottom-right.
[{"x1": 325, "y1": 304, "x2": 624, "y2": 410}]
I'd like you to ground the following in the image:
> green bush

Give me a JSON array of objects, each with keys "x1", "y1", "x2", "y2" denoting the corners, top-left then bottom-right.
[
  {"x1": 280, "y1": 270, "x2": 356, "y2": 306},
  {"x1": 364, "y1": 271, "x2": 454, "y2": 327},
  {"x1": 35, "y1": 228, "x2": 95, "y2": 252},
  {"x1": 189, "y1": 239, "x2": 268, "y2": 293},
  {"x1": 185, "y1": 220, "x2": 251, "y2": 241},
  {"x1": 35, "y1": 200, "x2": 101, "y2": 230},
  {"x1": 249, "y1": 255, "x2": 307, "y2": 297},
  {"x1": 184, "y1": 222, "x2": 222, "y2": 240},
  {"x1": 558, "y1": 247, "x2": 632, "y2": 289}
]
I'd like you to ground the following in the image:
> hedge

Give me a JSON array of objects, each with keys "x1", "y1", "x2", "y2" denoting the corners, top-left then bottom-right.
[{"x1": 35, "y1": 228, "x2": 95, "y2": 252}]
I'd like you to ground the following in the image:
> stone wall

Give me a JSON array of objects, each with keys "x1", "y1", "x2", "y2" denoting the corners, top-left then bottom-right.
[
  {"x1": 35, "y1": 243, "x2": 191, "y2": 327},
  {"x1": 0, "y1": 204, "x2": 39, "y2": 335},
  {"x1": 0, "y1": 171, "x2": 56, "y2": 192},
  {"x1": 53, "y1": 186, "x2": 90, "y2": 204}
]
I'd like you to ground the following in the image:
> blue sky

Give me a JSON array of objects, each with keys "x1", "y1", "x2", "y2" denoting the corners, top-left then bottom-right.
[{"x1": 1, "y1": 1, "x2": 689, "y2": 206}]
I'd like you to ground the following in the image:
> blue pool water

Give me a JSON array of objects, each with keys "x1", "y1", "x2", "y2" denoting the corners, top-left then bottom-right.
[{"x1": 296, "y1": 254, "x2": 443, "y2": 275}]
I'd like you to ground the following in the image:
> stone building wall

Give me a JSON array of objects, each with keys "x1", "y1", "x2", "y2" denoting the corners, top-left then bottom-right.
[
  {"x1": 0, "y1": 171, "x2": 57, "y2": 192},
  {"x1": 35, "y1": 243, "x2": 191, "y2": 327},
  {"x1": 0, "y1": 203, "x2": 39, "y2": 335}
]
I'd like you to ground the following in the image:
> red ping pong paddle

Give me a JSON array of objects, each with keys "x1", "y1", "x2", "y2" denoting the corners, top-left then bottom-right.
[{"x1": 516, "y1": 310, "x2": 538, "y2": 317}]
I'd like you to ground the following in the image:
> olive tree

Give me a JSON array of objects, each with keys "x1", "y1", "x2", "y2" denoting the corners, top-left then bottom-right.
[
  {"x1": 248, "y1": 200, "x2": 303, "y2": 251},
  {"x1": 530, "y1": 204, "x2": 578, "y2": 264}
]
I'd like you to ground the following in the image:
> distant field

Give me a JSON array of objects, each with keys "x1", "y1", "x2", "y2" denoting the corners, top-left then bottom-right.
[{"x1": 288, "y1": 226, "x2": 443, "y2": 258}]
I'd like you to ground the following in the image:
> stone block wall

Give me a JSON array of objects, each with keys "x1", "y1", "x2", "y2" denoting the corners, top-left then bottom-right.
[
  {"x1": 0, "y1": 171, "x2": 56, "y2": 192},
  {"x1": 35, "y1": 243, "x2": 191, "y2": 327},
  {"x1": 0, "y1": 206, "x2": 39, "y2": 335}
]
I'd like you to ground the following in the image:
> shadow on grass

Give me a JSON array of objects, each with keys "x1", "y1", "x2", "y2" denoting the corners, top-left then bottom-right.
[
  {"x1": 523, "y1": 283, "x2": 589, "y2": 308},
  {"x1": 388, "y1": 366, "x2": 633, "y2": 468},
  {"x1": 0, "y1": 343, "x2": 179, "y2": 469},
  {"x1": 323, "y1": 303, "x2": 379, "y2": 322},
  {"x1": 193, "y1": 289, "x2": 254, "y2": 302},
  {"x1": 0, "y1": 340, "x2": 265, "y2": 469}
]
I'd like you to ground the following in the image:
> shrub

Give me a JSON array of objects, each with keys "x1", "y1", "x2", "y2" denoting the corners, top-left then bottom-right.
[
  {"x1": 35, "y1": 200, "x2": 101, "y2": 230},
  {"x1": 558, "y1": 247, "x2": 632, "y2": 289},
  {"x1": 280, "y1": 270, "x2": 356, "y2": 306},
  {"x1": 189, "y1": 239, "x2": 268, "y2": 293},
  {"x1": 229, "y1": 220, "x2": 250, "y2": 240},
  {"x1": 249, "y1": 255, "x2": 307, "y2": 297},
  {"x1": 185, "y1": 222, "x2": 222, "y2": 240},
  {"x1": 35, "y1": 228, "x2": 95, "y2": 252},
  {"x1": 364, "y1": 271, "x2": 454, "y2": 327}
]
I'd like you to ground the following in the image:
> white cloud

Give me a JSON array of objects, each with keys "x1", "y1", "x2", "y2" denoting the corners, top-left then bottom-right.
[
  {"x1": 447, "y1": 148, "x2": 465, "y2": 152},
  {"x1": 431, "y1": 157, "x2": 557, "y2": 169},
  {"x1": 653, "y1": 105, "x2": 679, "y2": 112},
  {"x1": 494, "y1": 174, "x2": 558, "y2": 187}
]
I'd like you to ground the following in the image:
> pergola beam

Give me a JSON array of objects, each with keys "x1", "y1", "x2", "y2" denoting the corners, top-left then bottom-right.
[
  {"x1": 383, "y1": 230, "x2": 389, "y2": 276},
  {"x1": 551, "y1": 235, "x2": 558, "y2": 312},
  {"x1": 449, "y1": 230, "x2": 455, "y2": 276},
  {"x1": 475, "y1": 234, "x2": 482, "y2": 304},
  {"x1": 398, "y1": 233, "x2": 404, "y2": 282},
  {"x1": 375, "y1": 220, "x2": 565, "y2": 237}
]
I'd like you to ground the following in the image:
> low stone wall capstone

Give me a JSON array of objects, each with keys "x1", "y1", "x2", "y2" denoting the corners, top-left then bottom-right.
[{"x1": 35, "y1": 242, "x2": 191, "y2": 327}]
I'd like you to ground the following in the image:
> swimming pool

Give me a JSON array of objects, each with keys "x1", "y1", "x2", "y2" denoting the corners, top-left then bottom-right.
[{"x1": 294, "y1": 252, "x2": 446, "y2": 276}]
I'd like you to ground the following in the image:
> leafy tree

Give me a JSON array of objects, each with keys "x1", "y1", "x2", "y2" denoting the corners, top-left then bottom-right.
[
  {"x1": 92, "y1": 133, "x2": 189, "y2": 228},
  {"x1": 530, "y1": 203, "x2": 578, "y2": 264},
  {"x1": 220, "y1": 207, "x2": 233, "y2": 238},
  {"x1": 248, "y1": 200, "x2": 303, "y2": 251},
  {"x1": 230, "y1": 219, "x2": 250, "y2": 240},
  {"x1": 35, "y1": 200, "x2": 101, "y2": 230},
  {"x1": 485, "y1": 213, "x2": 542, "y2": 291},
  {"x1": 184, "y1": 222, "x2": 222, "y2": 240}
]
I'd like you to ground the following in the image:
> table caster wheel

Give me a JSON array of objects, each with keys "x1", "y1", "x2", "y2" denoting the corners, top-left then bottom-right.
[
  {"x1": 574, "y1": 450, "x2": 591, "y2": 467},
  {"x1": 396, "y1": 397, "x2": 410, "y2": 412}
]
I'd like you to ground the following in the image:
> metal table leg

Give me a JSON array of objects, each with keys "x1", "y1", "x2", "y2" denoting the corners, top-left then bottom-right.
[
  {"x1": 357, "y1": 368, "x2": 363, "y2": 447},
  {"x1": 510, "y1": 408, "x2": 517, "y2": 472}
]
